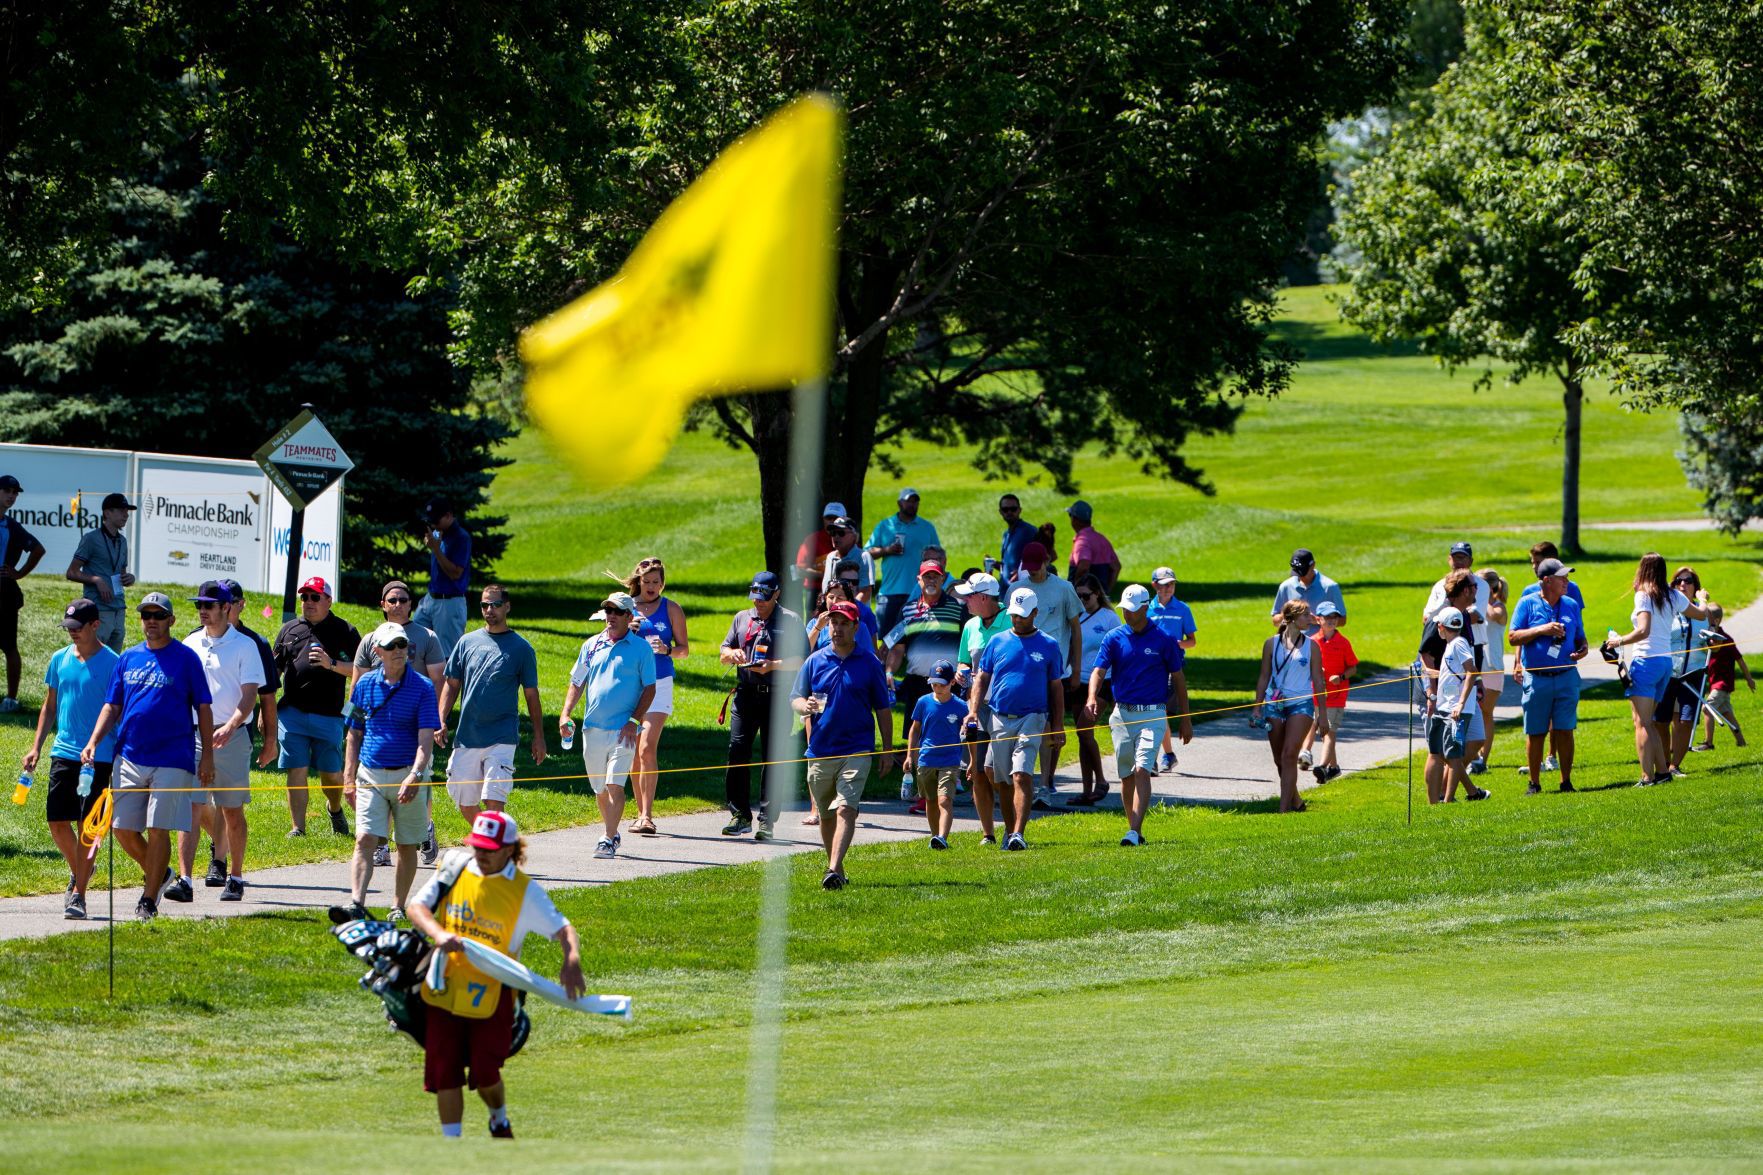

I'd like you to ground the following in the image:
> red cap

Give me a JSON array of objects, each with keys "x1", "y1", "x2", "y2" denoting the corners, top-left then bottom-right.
[
  {"x1": 826, "y1": 600, "x2": 860, "y2": 622},
  {"x1": 918, "y1": 559, "x2": 944, "y2": 577},
  {"x1": 300, "y1": 576, "x2": 332, "y2": 597},
  {"x1": 1020, "y1": 542, "x2": 1049, "y2": 569},
  {"x1": 465, "y1": 810, "x2": 519, "y2": 850}
]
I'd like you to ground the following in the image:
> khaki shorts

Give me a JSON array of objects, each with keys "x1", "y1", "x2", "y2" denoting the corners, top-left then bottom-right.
[
  {"x1": 987, "y1": 712, "x2": 1046, "y2": 780},
  {"x1": 580, "y1": 726, "x2": 636, "y2": 795},
  {"x1": 447, "y1": 743, "x2": 515, "y2": 808},
  {"x1": 1111, "y1": 704, "x2": 1165, "y2": 778},
  {"x1": 1317, "y1": 706, "x2": 1346, "y2": 735},
  {"x1": 915, "y1": 765, "x2": 960, "y2": 800},
  {"x1": 194, "y1": 735, "x2": 252, "y2": 808},
  {"x1": 806, "y1": 755, "x2": 871, "y2": 813},
  {"x1": 111, "y1": 758, "x2": 196, "y2": 833},
  {"x1": 354, "y1": 764, "x2": 432, "y2": 844}
]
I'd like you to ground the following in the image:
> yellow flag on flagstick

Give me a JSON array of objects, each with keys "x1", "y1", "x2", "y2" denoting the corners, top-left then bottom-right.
[{"x1": 520, "y1": 93, "x2": 844, "y2": 489}]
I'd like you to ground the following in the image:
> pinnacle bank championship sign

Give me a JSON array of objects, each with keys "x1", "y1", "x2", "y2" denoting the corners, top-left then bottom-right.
[{"x1": 0, "y1": 443, "x2": 342, "y2": 594}]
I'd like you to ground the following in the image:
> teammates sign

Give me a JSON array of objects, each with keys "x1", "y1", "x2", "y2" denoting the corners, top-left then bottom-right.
[{"x1": 254, "y1": 410, "x2": 354, "y2": 511}]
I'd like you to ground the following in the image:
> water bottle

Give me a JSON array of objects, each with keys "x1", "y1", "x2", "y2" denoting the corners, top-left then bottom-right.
[
  {"x1": 885, "y1": 679, "x2": 897, "y2": 708},
  {"x1": 77, "y1": 763, "x2": 96, "y2": 798},
  {"x1": 12, "y1": 770, "x2": 31, "y2": 805},
  {"x1": 560, "y1": 717, "x2": 576, "y2": 751}
]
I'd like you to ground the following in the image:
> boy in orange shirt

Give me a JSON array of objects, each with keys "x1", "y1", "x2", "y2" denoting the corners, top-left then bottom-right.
[{"x1": 1311, "y1": 601, "x2": 1357, "y2": 782}]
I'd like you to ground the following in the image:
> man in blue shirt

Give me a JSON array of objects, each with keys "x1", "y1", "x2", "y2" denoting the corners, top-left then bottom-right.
[
  {"x1": 84, "y1": 592, "x2": 215, "y2": 922},
  {"x1": 414, "y1": 496, "x2": 472, "y2": 658},
  {"x1": 1271, "y1": 548, "x2": 1346, "y2": 637},
  {"x1": 997, "y1": 493, "x2": 1040, "y2": 581},
  {"x1": 792, "y1": 600, "x2": 895, "y2": 889},
  {"x1": 342, "y1": 622, "x2": 440, "y2": 919},
  {"x1": 561, "y1": 592, "x2": 657, "y2": 861},
  {"x1": 1090, "y1": 584, "x2": 1183, "y2": 847},
  {"x1": 866, "y1": 488, "x2": 940, "y2": 637},
  {"x1": 970, "y1": 587, "x2": 1065, "y2": 851},
  {"x1": 1147, "y1": 566, "x2": 1198, "y2": 772},
  {"x1": 24, "y1": 599, "x2": 120, "y2": 919},
  {"x1": 1508, "y1": 558, "x2": 1590, "y2": 795}
]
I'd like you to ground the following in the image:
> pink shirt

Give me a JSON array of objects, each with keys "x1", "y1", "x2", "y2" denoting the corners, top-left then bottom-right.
[{"x1": 1069, "y1": 525, "x2": 1116, "y2": 571}]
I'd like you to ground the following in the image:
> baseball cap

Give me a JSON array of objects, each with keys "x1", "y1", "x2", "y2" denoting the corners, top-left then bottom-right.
[
  {"x1": 1314, "y1": 600, "x2": 1343, "y2": 618},
  {"x1": 1535, "y1": 558, "x2": 1574, "y2": 579},
  {"x1": 928, "y1": 659, "x2": 958, "y2": 684},
  {"x1": 827, "y1": 515, "x2": 856, "y2": 534},
  {"x1": 749, "y1": 571, "x2": 781, "y2": 601},
  {"x1": 299, "y1": 576, "x2": 332, "y2": 598},
  {"x1": 381, "y1": 579, "x2": 412, "y2": 601},
  {"x1": 101, "y1": 492, "x2": 135, "y2": 512},
  {"x1": 465, "y1": 810, "x2": 519, "y2": 850},
  {"x1": 137, "y1": 591, "x2": 174, "y2": 615},
  {"x1": 1007, "y1": 587, "x2": 1039, "y2": 618},
  {"x1": 826, "y1": 600, "x2": 860, "y2": 622},
  {"x1": 1020, "y1": 542, "x2": 1049, "y2": 570},
  {"x1": 955, "y1": 572, "x2": 1001, "y2": 598},
  {"x1": 1067, "y1": 499, "x2": 1093, "y2": 523},
  {"x1": 1150, "y1": 566, "x2": 1176, "y2": 585},
  {"x1": 601, "y1": 591, "x2": 638, "y2": 615},
  {"x1": 1119, "y1": 584, "x2": 1152, "y2": 611},
  {"x1": 918, "y1": 559, "x2": 945, "y2": 577},
  {"x1": 192, "y1": 580, "x2": 233, "y2": 605},
  {"x1": 1437, "y1": 606, "x2": 1466, "y2": 630},
  {"x1": 220, "y1": 579, "x2": 245, "y2": 603},
  {"x1": 1450, "y1": 541, "x2": 1474, "y2": 559},
  {"x1": 822, "y1": 501, "x2": 848, "y2": 519},
  {"x1": 371, "y1": 621, "x2": 409, "y2": 646},
  {"x1": 424, "y1": 496, "x2": 453, "y2": 522},
  {"x1": 62, "y1": 599, "x2": 100, "y2": 630},
  {"x1": 898, "y1": 487, "x2": 920, "y2": 502},
  {"x1": 1290, "y1": 548, "x2": 1315, "y2": 571},
  {"x1": 0, "y1": 475, "x2": 20, "y2": 491}
]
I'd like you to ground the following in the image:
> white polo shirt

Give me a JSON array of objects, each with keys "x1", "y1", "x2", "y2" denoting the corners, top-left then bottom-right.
[{"x1": 183, "y1": 624, "x2": 266, "y2": 727}]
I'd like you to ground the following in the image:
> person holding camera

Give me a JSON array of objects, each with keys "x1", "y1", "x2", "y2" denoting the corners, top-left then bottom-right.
[
  {"x1": 718, "y1": 572, "x2": 800, "y2": 840},
  {"x1": 414, "y1": 497, "x2": 472, "y2": 659}
]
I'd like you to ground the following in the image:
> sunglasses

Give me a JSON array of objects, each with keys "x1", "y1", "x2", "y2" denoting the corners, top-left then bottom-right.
[
  {"x1": 381, "y1": 638, "x2": 410, "y2": 651},
  {"x1": 999, "y1": 505, "x2": 1021, "y2": 514},
  {"x1": 480, "y1": 599, "x2": 509, "y2": 610},
  {"x1": 1077, "y1": 592, "x2": 1096, "y2": 602},
  {"x1": 299, "y1": 592, "x2": 324, "y2": 602},
  {"x1": 383, "y1": 596, "x2": 411, "y2": 605},
  {"x1": 195, "y1": 601, "x2": 222, "y2": 610},
  {"x1": 140, "y1": 610, "x2": 170, "y2": 621}
]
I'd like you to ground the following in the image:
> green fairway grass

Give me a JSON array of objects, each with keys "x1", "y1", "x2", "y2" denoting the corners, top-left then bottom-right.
[
  {"x1": 1, "y1": 284, "x2": 1759, "y2": 898},
  {"x1": 6, "y1": 692, "x2": 1761, "y2": 1168}
]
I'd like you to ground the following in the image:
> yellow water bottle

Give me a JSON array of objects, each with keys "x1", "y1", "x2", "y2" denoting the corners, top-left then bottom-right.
[{"x1": 12, "y1": 770, "x2": 32, "y2": 805}]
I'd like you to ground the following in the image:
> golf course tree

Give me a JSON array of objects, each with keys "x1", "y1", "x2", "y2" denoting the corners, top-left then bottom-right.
[
  {"x1": 1679, "y1": 406, "x2": 1763, "y2": 537},
  {"x1": 1335, "y1": 15, "x2": 1599, "y2": 556},
  {"x1": 0, "y1": 137, "x2": 512, "y2": 600}
]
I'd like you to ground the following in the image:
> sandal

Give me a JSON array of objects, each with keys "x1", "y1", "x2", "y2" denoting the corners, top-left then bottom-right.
[
  {"x1": 802, "y1": 810, "x2": 820, "y2": 826},
  {"x1": 632, "y1": 818, "x2": 660, "y2": 836}
]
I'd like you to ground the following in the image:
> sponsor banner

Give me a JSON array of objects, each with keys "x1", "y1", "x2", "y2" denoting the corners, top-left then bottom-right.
[
  {"x1": 135, "y1": 456, "x2": 269, "y2": 591},
  {"x1": 255, "y1": 410, "x2": 354, "y2": 511},
  {"x1": 267, "y1": 476, "x2": 343, "y2": 598},
  {"x1": 0, "y1": 443, "x2": 132, "y2": 580}
]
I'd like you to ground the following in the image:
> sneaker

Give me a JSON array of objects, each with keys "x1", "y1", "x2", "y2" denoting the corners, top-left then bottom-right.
[
  {"x1": 163, "y1": 875, "x2": 193, "y2": 904},
  {"x1": 0, "y1": 697, "x2": 18, "y2": 712},
  {"x1": 981, "y1": 834, "x2": 997, "y2": 847},
  {"x1": 1467, "y1": 757, "x2": 1487, "y2": 776},
  {"x1": 1558, "y1": 781, "x2": 1576, "y2": 793},
  {"x1": 1635, "y1": 777, "x2": 1658, "y2": 788},
  {"x1": 373, "y1": 844, "x2": 392, "y2": 867},
  {"x1": 1668, "y1": 766, "x2": 1686, "y2": 779},
  {"x1": 1120, "y1": 830, "x2": 1142, "y2": 847},
  {"x1": 346, "y1": 900, "x2": 372, "y2": 922},
  {"x1": 1004, "y1": 833, "x2": 1027, "y2": 852},
  {"x1": 65, "y1": 893, "x2": 87, "y2": 920},
  {"x1": 612, "y1": 832, "x2": 622, "y2": 851},
  {"x1": 722, "y1": 814, "x2": 753, "y2": 837},
  {"x1": 1324, "y1": 764, "x2": 1343, "y2": 782},
  {"x1": 387, "y1": 907, "x2": 406, "y2": 924},
  {"x1": 285, "y1": 825, "x2": 306, "y2": 838},
  {"x1": 929, "y1": 835, "x2": 948, "y2": 851},
  {"x1": 754, "y1": 820, "x2": 774, "y2": 842},
  {"x1": 1313, "y1": 765, "x2": 1329, "y2": 785},
  {"x1": 329, "y1": 808, "x2": 350, "y2": 836},
  {"x1": 1525, "y1": 782, "x2": 1542, "y2": 795},
  {"x1": 1466, "y1": 786, "x2": 1491, "y2": 801},
  {"x1": 821, "y1": 870, "x2": 846, "y2": 891},
  {"x1": 1297, "y1": 748, "x2": 1314, "y2": 770},
  {"x1": 204, "y1": 857, "x2": 227, "y2": 887},
  {"x1": 157, "y1": 866, "x2": 176, "y2": 900},
  {"x1": 65, "y1": 875, "x2": 75, "y2": 897},
  {"x1": 1159, "y1": 751, "x2": 1177, "y2": 772},
  {"x1": 220, "y1": 877, "x2": 245, "y2": 902},
  {"x1": 489, "y1": 1121, "x2": 514, "y2": 1140},
  {"x1": 420, "y1": 837, "x2": 439, "y2": 866},
  {"x1": 593, "y1": 837, "x2": 616, "y2": 860},
  {"x1": 134, "y1": 896, "x2": 157, "y2": 922},
  {"x1": 909, "y1": 797, "x2": 927, "y2": 816},
  {"x1": 1542, "y1": 754, "x2": 1559, "y2": 773},
  {"x1": 1690, "y1": 742, "x2": 1714, "y2": 752}
]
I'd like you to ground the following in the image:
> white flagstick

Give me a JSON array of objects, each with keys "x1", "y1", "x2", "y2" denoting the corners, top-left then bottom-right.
[{"x1": 743, "y1": 377, "x2": 826, "y2": 1172}]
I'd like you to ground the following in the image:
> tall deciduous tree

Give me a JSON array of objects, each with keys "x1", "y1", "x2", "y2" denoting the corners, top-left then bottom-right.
[{"x1": 1336, "y1": 17, "x2": 1599, "y2": 553}]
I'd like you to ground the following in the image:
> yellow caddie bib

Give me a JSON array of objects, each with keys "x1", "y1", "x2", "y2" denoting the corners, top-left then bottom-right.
[{"x1": 421, "y1": 863, "x2": 530, "y2": 1019}]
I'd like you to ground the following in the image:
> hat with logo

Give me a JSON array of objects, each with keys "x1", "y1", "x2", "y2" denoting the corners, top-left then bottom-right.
[
  {"x1": 822, "y1": 501, "x2": 848, "y2": 519},
  {"x1": 1007, "y1": 586, "x2": 1039, "y2": 618},
  {"x1": 1020, "y1": 542, "x2": 1050, "y2": 570},
  {"x1": 827, "y1": 515, "x2": 857, "y2": 534},
  {"x1": 465, "y1": 810, "x2": 519, "y2": 850},
  {"x1": 1437, "y1": 606, "x2": 1466, "y2": 630},
  {"x1": 749, "y1": 571, "x2": 782, "y2": 601},
  {"x1": 371, "y1": 621, "x2": 409, "y2": 647},
  {"x1": 1450, "y1": 541, "x2": 1474, "y2": 559},
  {"x1": 137, "y1": 591, "x2": 174, "y2": 615},
  {"x1": 826, "y1": 599, "x2": 860, "y2": 622},
  {"x1": 101, "y1": 492, "x2": 135, "y2": 512},
  {"x1": 601, "y1": 591, "x2": 638, "y2": 615},
  {"x1": 424, "y1": 497, "x2": 454, "y2": 522},
  {"x1": 898, "y1": 487, "x2": 921, "y2": 502},
  {"x1": 0, "y1": 475, "x2": 20, "y2": 491},
  {"x1": 1535, "y1": 557, "x2": 1574, "y2": 579},
  {"x1": 300, "y1": 576, "x2": 332, "y2": 598},
  {"x1": 1150, "y1": 566, "x2": 1176, "y2": 585},
  {"x1": 1290, "y1": 548, "x2": 1315, "y2": 572},
  {"x1": 1066, "y1": 499, "x2": 1093, "y2": 524},
  {"x1": 62, "y1": 599, "x2": 100, "y2": 630},
  {"x1": 1119, "y1": 584, "x2": 1152, "y2": 611},
  {"x1": 928, "y1": 659, "x2": 958, "y2": 684},
  {"x1": 220, "y1": 579, "x2": 245, "y2": 603},
  {"x1": 1314, "y1": 600, "x2": 1343, "y2": 618},
  {"x1": 955, "y1": 572, "x2": 1001, "y2": 598},
  {"x1": 192, "y1": 580, "x2": 233, "y2": 605},
  {"x1": 918, "y1": 559, "x2": 945, "y2": 577}
]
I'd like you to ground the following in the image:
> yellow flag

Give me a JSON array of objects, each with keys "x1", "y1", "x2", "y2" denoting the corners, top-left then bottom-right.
[{"x1": 520, "y1": 93, "x2": 844, "y2": 488}]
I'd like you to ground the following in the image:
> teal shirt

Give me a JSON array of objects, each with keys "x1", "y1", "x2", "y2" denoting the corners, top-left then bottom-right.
[{"x1": 867, "y1": 513, "x2": 941, "y2": 597}]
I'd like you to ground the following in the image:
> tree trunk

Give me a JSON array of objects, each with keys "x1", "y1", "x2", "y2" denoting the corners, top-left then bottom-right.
[
  {"x1": 1560, "y1": 368, "x2": 1583, "y2": 557},
  {"x1": 751, "y1": 391, "x2": 795, "y2": 572}
]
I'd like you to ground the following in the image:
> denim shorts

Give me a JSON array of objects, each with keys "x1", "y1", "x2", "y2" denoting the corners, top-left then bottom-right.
[
  {"x1": 1627, "y1": 655, "x2": 1672, "y2": 704},
  {"x1": 278, "y1": 706, "x2": 345, "y2": 774},
  {"x1": 1519, "y1": 669, "x2": 1580, "y2": 735},
  {"x1": 1263, "y1": 695, "x2": 1315, "y2": 722},
  {"x1": 1426, "y1": 709, "x2": 1485, "y2": 759}
]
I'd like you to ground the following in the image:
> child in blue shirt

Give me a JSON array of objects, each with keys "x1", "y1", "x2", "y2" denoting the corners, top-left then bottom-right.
[{"x1": 905, "y1": 660, "x2": 966, "y2": 849}]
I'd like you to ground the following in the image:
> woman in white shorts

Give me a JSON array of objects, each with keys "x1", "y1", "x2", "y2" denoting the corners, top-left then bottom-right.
[
  {"x1": 626, "y1": 557, "x2": 688, "y2": 835},
  {"x1": 1474, "y1": 569, "x2": 1508, "y2": 773}
]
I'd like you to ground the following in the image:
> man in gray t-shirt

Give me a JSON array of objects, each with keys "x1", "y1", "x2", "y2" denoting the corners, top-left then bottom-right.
[
  {"x1": 353, "y1": 580, "x2": 446, "y2": 692},
  {"x1": 65, "y1": 493, "x2": 138, "y2": 652},
  {"x1": 436, "y1": 583, "x2": 546, "y2": 824}
]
